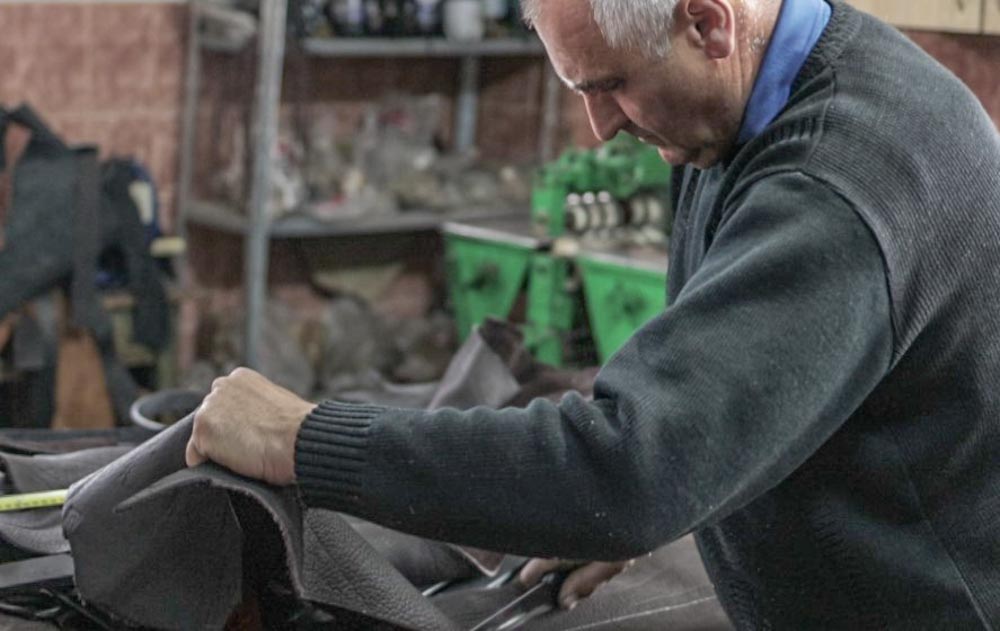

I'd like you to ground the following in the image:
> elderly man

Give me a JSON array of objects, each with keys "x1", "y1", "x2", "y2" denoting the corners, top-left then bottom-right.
[{"x1": 187, "y1": 0, "x2": 1000, "y2": 627}]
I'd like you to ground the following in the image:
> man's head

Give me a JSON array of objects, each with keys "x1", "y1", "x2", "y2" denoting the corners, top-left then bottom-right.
[{"x1": 523, "y1": 0, "x2": 779, "y2": 168}]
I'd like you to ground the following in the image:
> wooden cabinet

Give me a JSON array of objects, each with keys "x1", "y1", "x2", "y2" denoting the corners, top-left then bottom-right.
[
  {"x1": 849, "y1": 0, "x2": 983, "y2": 34},
  {"x1": 984, "y1": 0, "x2": 1000, "y2": 33}
]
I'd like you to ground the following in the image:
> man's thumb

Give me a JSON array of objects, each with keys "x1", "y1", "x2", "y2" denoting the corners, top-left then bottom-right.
[{"x1": 185, "y1": 437, "x2": 207, "y2": 468}]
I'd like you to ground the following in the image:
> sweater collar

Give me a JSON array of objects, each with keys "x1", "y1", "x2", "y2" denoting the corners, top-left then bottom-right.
[{"x1": 793, "y1": 0, "x2": 862, "y2": 91}]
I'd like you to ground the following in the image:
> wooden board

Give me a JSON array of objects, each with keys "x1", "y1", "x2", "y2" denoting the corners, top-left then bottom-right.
[
  {"x1": 50, "y1": 328, "x2": 116, "y2": 431},
  {"x1": 984, "y1": 0, "x2": 1000, "y2": 33},
  {"x1": 849, "y1": 0, "x2": 983, "y2": 33},
  {"x1": 0, "y1": 315, "x2": 12, "y2": 355}
]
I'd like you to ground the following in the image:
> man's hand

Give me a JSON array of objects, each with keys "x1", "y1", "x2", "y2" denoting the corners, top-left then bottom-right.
[
  {"x1": 519, "y1": 558, "x2": 635, "y2": 610},
  {"x1": 185, "y1": 368, "x2": 315, "y2": 486}
]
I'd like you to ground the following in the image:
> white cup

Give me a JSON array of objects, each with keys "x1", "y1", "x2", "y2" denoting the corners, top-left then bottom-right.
[{"x1": 444, "y1": 0, "x2": 484, "y2": 41}]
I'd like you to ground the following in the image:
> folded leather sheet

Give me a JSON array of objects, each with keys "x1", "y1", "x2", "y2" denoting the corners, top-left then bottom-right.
[
  {"x1": 0, "y1": 446, "x2": 134, "y2": 561},
  {"x1": 0, "y1": 447, "x2": 133, "y2": 493},
  {"x1": 0, "y1": 427, "x2": 153, "y2": 456},
  {"x1": 64, "y1": 416, "x2": 458, "y2": 631}
]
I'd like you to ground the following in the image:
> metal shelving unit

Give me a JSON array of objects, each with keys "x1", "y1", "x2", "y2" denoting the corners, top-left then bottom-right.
[
  {"x1": 187, "y1": 199, "x2": 526, "y2": 239},
  {"x1": 177, "y1": 0, "x2": 562, "y2": 368},
  {"x1": 300, "y1": 36, "x2": 545, "y2": 57}
]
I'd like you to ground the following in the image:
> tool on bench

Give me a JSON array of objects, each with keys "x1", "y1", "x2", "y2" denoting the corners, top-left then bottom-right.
[
  {"x1": 468, "y1": 569, "x2": 569, "y2": 631},
  {"x1": 531, "y1": 133, "x2": 672, "y2": 239}
]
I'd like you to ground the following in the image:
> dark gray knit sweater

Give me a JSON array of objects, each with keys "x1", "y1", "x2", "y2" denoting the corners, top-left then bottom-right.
[{"x1": 296, "y1": 3, "x2": 1000, "y2": 628}]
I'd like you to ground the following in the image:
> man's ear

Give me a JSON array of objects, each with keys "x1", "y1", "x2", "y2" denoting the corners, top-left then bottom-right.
[{"x1": 677, "y1": 0, "x2": 736, "y2": 59}]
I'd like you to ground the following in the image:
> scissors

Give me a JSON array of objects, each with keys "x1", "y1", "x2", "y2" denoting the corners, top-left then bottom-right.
[{"x1": 467, "y1": 568, "x2": 569, "y2": 631}]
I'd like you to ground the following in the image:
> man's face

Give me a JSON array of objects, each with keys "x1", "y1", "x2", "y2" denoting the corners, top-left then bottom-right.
[{"x1": 533, "y1": 0, "x2": 745, "y2": 168}]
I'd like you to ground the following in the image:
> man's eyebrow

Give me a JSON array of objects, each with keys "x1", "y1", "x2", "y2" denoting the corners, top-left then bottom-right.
[{"x1": 568, "y1": 76, "x2": 624, "y2": 93}]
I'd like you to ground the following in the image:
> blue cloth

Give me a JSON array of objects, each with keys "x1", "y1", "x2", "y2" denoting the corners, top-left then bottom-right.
[{"x1": 737, "y1": 0, "x2": 831, "y2": 145}]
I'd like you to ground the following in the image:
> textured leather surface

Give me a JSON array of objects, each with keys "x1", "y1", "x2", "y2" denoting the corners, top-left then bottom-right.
[
  {"x1": 430, "y1": 536, "x2": 731, "y2": 631},
  {"x1": 426, "y1": 328, "x2": 521, "y2": 411},
  {"x1": 527, "y1": 535, "x2": 730, "y2": 631},
  {"x1": 0, "y1": 447, "x2": 132, "y2": 493},
  {"x1": 124, "y1": 464, "x2": 458, "y2": 631},
  {"x1": 0, "y1": 427, "x2": 153, "y2": 456},
  {"x1": 66, "y1": 416, "x2": 458, "y2": 631},
  {"x1": 344, "y1": 516, "x2": 498, "y2": 588},
  {"x1": 0, "y1": 446, "x2": 133, "y2": 558},
  {"x1": 63, "y1": 418, "x2": 243, "y2": 630},
  {"x1": 0, "y1": 509, "x2": 65, "y2": 557}
]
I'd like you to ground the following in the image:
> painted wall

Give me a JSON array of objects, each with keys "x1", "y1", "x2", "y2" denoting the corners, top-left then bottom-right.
[{"x1": 0, "y1": 1, "x2": 187, "y2": 230}]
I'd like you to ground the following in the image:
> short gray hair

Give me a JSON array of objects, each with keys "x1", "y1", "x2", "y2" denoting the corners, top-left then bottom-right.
[{"x1": 521, "y1": 0, "x2": 678, "y2": 58}]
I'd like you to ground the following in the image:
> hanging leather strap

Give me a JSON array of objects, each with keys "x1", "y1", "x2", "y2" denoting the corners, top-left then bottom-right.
[{"x1": 71, "y1": 149, "x2": 138, "y2": 421}]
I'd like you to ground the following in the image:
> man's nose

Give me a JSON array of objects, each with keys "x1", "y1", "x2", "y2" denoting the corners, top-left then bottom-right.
[{"x1": 583, "y1": 94, "x2": 628, "y2": 142}]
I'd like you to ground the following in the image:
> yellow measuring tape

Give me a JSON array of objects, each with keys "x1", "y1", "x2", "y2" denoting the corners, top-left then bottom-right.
[{"x1": 0, "y1": 489, "x2": 68, "y2": 512}]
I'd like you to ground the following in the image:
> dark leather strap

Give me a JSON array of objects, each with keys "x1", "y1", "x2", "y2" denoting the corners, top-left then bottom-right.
[{"x1": 0, "y1": 554, "x2": 73, "y2": 593}]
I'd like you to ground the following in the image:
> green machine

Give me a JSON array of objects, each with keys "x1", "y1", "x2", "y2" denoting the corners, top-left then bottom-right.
[
  {"x1": 444, "y1": 220, "x2": 577, "y2": 366},
  {"x1": 576, "y1": 250, "x2": 668, "y2": 361},
  {"x1": 445, "y1": 133, "x2": 672, "y2": 366},
  {"x1": 532, "y1": 133, "x2": 672, "y2": 238}
]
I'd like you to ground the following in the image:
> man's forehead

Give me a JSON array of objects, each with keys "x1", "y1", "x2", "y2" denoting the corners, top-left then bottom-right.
[{"x1": 535, "y1": 0, "x2": 621, "y2": 88}]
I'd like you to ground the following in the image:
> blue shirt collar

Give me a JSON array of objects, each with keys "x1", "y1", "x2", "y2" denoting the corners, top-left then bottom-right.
[{"x1": 736, "y1": 0, "x2": 831, "y2": 145}]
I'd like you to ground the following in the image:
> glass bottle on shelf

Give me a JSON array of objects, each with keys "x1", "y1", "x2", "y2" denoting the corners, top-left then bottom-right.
[
  {"x1": 483, "y1": 0, "x2": 509, "y2": 37},
  {"x1": 327, "y1": 0, "x2": 366, "y2": 36},
  {"x1": 412, "y1": 0, "x2": 442, "y2": 36}
]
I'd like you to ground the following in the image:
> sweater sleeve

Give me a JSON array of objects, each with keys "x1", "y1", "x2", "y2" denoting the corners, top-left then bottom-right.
[{"x1": 295, "y1": 171, "x2": 893, "y2": 561}]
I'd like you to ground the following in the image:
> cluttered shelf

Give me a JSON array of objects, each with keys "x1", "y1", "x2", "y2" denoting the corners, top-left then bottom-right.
[
  {"x1": 300, "y1": 36, "x2": 544, "y2": 57},
  {"x1": 186, "y1": 198, "x2": 528, "y2": 238},
  {"x1": 201, "y1": 34, "x2": 544, "y2": 57}
]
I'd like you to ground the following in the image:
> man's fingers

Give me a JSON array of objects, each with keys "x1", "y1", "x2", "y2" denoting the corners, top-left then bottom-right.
[
  {"x1": 185, "y1": 437, "x2": 207, "y2": 468},
  {"x1": 518, "y1": 558, "x2": 564, "y2": 588},
  {"x1": 558, "y1": 560, "x2": 630, "y2": 609}
]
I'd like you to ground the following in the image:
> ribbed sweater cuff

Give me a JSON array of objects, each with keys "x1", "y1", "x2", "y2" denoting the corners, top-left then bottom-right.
[{"x1": 295, "y1": 400, "x2": 387, "y2": 512}]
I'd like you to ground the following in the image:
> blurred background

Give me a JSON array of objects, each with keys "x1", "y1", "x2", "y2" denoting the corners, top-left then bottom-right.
[{"x1": 0, "y1": 0, "x2": 997, "y2": 429}]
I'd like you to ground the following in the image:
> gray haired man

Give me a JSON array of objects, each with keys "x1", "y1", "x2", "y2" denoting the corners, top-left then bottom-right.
[{"x1": 188, "y1": 0, "x2": 1000, "y2": 627}]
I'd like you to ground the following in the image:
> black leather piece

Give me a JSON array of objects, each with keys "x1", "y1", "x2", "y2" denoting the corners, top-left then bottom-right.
[
  {"x1": 65, "y1": 417, "x2": 457, "y2": 631},
  {"x1": 0, "y1": 447, "x2": 132, "y2": 493},
  {"x1": 526, "y1": 536, "x2": 729, "y2": 631},
  {"x1": 63, "y1": 418, "x2": 242, "y2": 630},
  {"x1": 344, "y1": 516, "x2": 496, "y2": 589},
  {"x1": 0, "y1": 509, "x2": 65, "y2": 558},
  {"x1": 0, "y1": 104, "x2": 170, "y2": 422},
  {"x1": 0, "y1": 427, "x2": 154, "y2": 456},
  {"x1": 426, "y1": 327, "x2": 520, "y2": 411},
  {"x1": 0, "y1": 554, "x2": 74, "y2": 593},
  {"x1": 0, "y1": 446, "x2": 133, "y2": 559},
  {"x1": 429, "y1": 536, "x2": 731, "y2": 631}
]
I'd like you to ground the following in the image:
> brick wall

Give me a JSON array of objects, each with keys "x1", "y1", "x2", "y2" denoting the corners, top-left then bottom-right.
[{"x1": 0, "y1": 1, "x2": 187, "y2": 231}]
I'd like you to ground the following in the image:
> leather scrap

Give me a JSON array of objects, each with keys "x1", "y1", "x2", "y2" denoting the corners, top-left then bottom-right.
[
  {"x1": 0, "y1": 446, "x2": 133, "y2": 559},
  {"x1": 64, "y1": 417, "x2": 456, "y2": 631},
  {"x1": 0, "y1": 446, "x2": 131, "y2": 493}
]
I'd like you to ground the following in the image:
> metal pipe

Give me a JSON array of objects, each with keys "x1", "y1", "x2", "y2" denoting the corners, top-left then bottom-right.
[
  {"x1": 539, "y1": 61, "x2": 562, "y2": 163},
  {"x1": 243, "y1": 0, "x2": 288, "y2": 368},
  {"x1": 455, "y1": 55, "x2": 480, "y2": 152}
]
